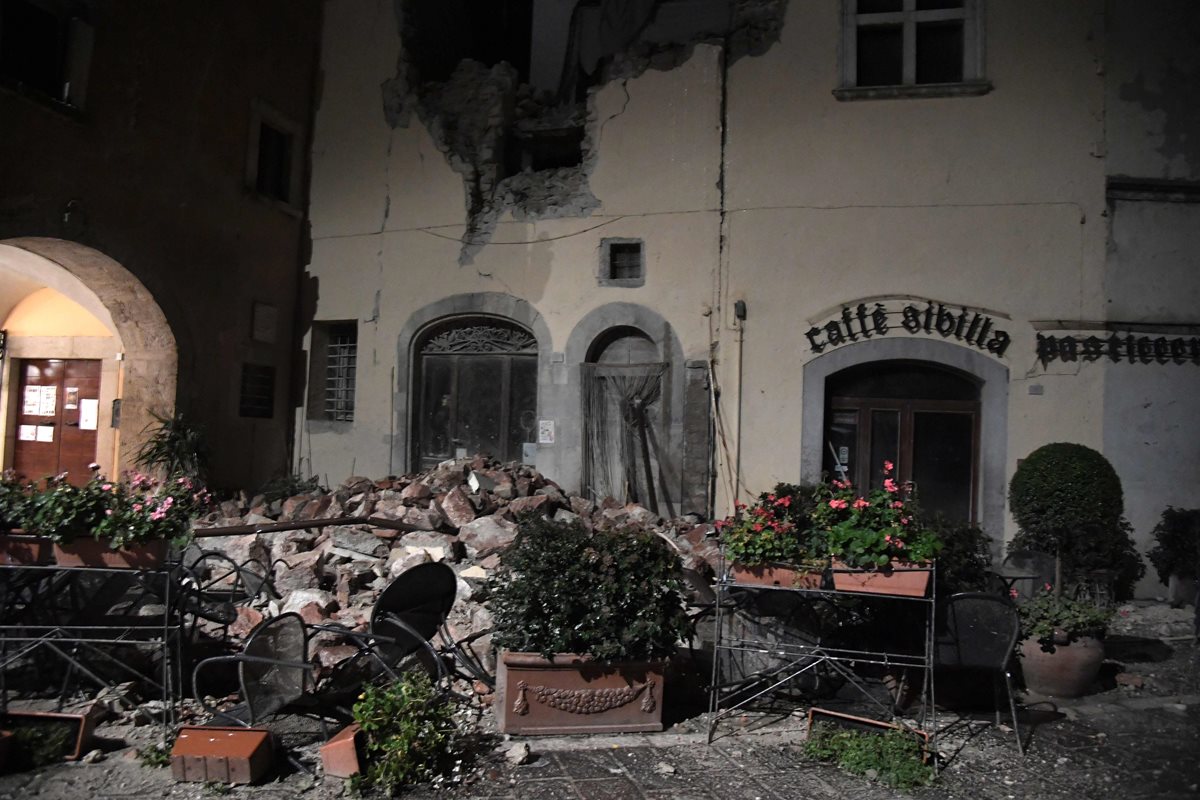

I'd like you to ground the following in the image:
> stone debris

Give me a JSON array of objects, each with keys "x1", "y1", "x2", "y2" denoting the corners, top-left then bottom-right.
[
  {"x1": 505, "y1": 743, "x2": 532, "y2": 767},
  {"x1": 187, "y1": 455, "x2": 720, "y2": 702}
]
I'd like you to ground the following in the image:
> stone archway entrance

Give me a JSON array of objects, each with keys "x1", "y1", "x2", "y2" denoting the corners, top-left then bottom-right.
[{"x1": 0, "y1": 238, "x2": 177, "y2": 478}]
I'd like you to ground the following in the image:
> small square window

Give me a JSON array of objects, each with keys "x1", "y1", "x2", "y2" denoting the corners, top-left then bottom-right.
[
  {"x1": 246, "y1": 101, "x2": 303, "y2": 210},
  {"x1": 239, "y1": 363, "x2": 275, "y2": 419},
  {"x1": 598, "y1": 239, "x2": 645, "y2": 287},
  {"x1": 836, "y1": 0, "x2": 988, "y2": 100},
  {"x1": 307, "y1": 321, "x2": 357, "y2": 422}
]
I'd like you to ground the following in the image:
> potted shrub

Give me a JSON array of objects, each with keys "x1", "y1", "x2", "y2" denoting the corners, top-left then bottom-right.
[
  {"x1": 1147, "y1": 507, "x2": 1200, "y2": 608},
  {"x1": 35, "y1": 471, "x2": 209, "y2": 568},
  {"x1": 1008, "y1": 443, "x2": 1144, "y2": 599},
  {"x1": 717, "y1": 485, "x2": 825, "y2": 587},
  {"x1": 810, "y1": 462, "x2": 942, "y2": 596},
  {"x1": 1017, "y1": 584, "x2": 1113, "y2": 697},
  {"x1": 0, "y1": 470, "x2": 48, "y2": 565},
  {"x1": 487, "y1": 516, "x2": 691, "y2": 735}
]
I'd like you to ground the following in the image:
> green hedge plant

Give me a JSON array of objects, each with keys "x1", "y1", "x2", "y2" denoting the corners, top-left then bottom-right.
[
  {"x1": 488, "y1": 517, "x2": 691, "y2": 662},
  {"x1": 1147, "y1": 507, "x2": 1200, "y2": 585}
]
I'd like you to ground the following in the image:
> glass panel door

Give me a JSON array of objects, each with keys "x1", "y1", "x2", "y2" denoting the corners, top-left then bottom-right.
[{"x1": 911, "y1": 410, "x2": 974, "y2": 523}]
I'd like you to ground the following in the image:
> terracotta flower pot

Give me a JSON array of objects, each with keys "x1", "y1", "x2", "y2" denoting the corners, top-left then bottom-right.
[
  {"x1": 495, "y1": 651, "x2": 666, "y2": 735},
  {"x1": 729, "y1": 562, "x2": 825, "y2": 589},
  {"x1": 830, "y1": 558, "x2": 931, "y2": 597},
  {"x1": 52, "y1": 538, "x2": 169, "y2": 569},
  {"x1": 1019, "y1": 635, "x2": 1104, "y2": 698}
]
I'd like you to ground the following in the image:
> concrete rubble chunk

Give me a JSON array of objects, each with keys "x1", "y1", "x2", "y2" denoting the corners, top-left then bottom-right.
[
  {"x1": 439, "y1": 486, "x2": 478, "y2": 529},
  {"x1": 508, "y1": 494, "x2": 551, "y2": 517},
  {"x1": 457, "y1": 514, "x2": 518, "y2": 558},
  {"x1": 400, "y1": 482, "x2": 433, "y2": 503},
  {"x1": 229, "y1": 606, "x2": 266, "y2": 638},
  {"x1": 467, "y1": 470, "x2": 498, "y2": 494},
  {"x1": 331, "y1": 527, "x2": 388, "y2": 558},
  {"x1": 340, "y1": 476, "x2": 375, "y2": 495},
  {"x1": 302, "y1": 495, "x2": 334, "y2": 519},
  {"x1": 274, "y1": 563, "x2": 321, "y2": 594},
  {"x1": 402, "y1": 505, "x2": 445, "y2": 531},
  {"x1": 283, "y1": 589, "x2": 337, "y2": 615}
]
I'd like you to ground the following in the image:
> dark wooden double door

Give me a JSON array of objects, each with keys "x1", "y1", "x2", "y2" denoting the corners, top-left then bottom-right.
[{"x1": 12, "y1": 359, "x2": 101, "y2": 486}]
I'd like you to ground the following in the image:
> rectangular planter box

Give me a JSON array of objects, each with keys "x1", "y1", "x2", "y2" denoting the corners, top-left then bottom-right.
[
  {"x1": 830, "y1": 559, "x2": 931, "y2": 597},
  {"x1": 170, "y1": 727, "x2": 273, "y2": 785},
  {"x1": 0, "y1": 710, "x2": 95, "y2": 763},
  {"x1": 495, "y1": 651, "x2": 666, "y2": 735},
  {"x1": 52, "y1": 538, "x2": 169, "y2": 569},
  {"x1": 0, "y1": 534, "x2": 53, "y2": 566},
  {"x1": 729, "y1": 562, "x2": 825, "y2": 589}
]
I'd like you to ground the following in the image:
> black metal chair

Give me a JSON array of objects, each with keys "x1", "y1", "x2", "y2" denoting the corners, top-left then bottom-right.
[
  {"x1": 935, "y1": 592, "x2": 1023, "y2": 754},
  {"x1": 994, "y1": 549, "x2": 1055, "y2": 602}
]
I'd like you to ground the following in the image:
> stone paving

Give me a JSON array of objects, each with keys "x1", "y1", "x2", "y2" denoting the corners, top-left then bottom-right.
[{"x1": 2, "y1": 637, "x2": 1197, "y2": 799}]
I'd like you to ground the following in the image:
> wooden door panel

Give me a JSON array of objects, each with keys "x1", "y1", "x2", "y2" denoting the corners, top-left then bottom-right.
[{"x1": 13, "y1": 359, "x2": 100, "y2": 486}]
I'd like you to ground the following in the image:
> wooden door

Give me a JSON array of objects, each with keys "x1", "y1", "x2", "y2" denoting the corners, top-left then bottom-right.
[{"x1": 13, "y1": 359, "x2": 102, "y2": 485}]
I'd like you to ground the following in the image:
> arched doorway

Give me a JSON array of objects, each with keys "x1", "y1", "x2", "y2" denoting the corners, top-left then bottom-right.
[
  {"x1": 0, "y1": 239, "x2": 177, "y2": 481},
  {"x1": 824, "y1": 361, "x2": 980, "y2": 523},
  {"x1": 581, "y1": 326, "x2": 670, "y2": 513},
  {"x1": 411, "y1": 316, "x2": 538, "y2": 468}
]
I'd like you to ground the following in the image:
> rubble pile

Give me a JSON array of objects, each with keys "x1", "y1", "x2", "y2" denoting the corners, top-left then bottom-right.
[{"x1": 190, "y1": 455, "x2": 720, "y2": 700}]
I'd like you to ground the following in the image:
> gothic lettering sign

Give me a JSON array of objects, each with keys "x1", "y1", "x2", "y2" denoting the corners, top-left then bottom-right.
[
  {"x1": 1037, "y1": 334, "x2": 1200, "y2": 367},
  {"x1": 806, "y1": 301, "x2": 1011, "y2": 359}
]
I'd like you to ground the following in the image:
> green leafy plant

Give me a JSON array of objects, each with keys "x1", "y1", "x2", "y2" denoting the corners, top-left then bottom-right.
[
  {"x1": 488, "y1": 516, "x2": 691, "y2": 662},
  {"x1": 1008, "y1": 443, "x2": 1144, "y2": 599},
  {"x1": 25, "y1": 472, "x2": 111, "y2": 542},
  {"x1": 1018, "y1": 584, "x2": 1113, "y2": 649},
  {"x1": 1147, "y1": 507, "x2": 1200, "y2": 584},
  {"x1": 93, "y1": 472, "x2": 211, "y2": 549},
  {"x1": 928, "y1": 516, "x2": 994, "y2": 595},
  {"x1": 138, "y1": 738, "x2": 174, "y2": 768},
  {"x1": 718, "y1": 484, "x2": 823, "y2": 567},
  {"x1": 804, "y1": 721, "x2": 934, "y2": 789},
  {"x1": 0, "y1": 469, "x2": 34, "y2": 531},
  {"x1": 810, "y1": 462, "x2": 942, "y2": 569},
  {"x1": 134, "y1": 410, "x2": 211, "y2": 482},
  {"x1": 351, "y1": 671, "x2": 462, "y2": 795},
  {"x1": 8, "y1": 720, "x2": 74, "y2": 769}
]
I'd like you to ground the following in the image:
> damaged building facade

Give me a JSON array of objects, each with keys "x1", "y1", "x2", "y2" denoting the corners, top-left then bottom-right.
[{"x1": 300, "y1": 0, "x2": 1200, "y2": 595}]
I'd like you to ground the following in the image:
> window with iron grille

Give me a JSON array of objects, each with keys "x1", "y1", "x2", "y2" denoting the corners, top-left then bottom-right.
[
  {"x1": 239, "y1": 363, "x2": 275, "y2": 419},
  {"x1": 598, "y1": 238, "x2": 645, "y2": 287},
  {"x1": 307, "y1": 321, "x2": 357, "y2": 422}
]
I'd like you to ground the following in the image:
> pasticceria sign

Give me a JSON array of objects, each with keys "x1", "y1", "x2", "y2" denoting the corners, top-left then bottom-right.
[{"x1": 805, "y1": 301, "x2": 1011, "y2": 358}]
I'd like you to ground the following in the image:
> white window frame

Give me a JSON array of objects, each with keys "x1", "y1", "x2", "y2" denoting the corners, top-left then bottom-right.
[{"x1": 835, "y1": 0, "x2": 990, "y2": 100}]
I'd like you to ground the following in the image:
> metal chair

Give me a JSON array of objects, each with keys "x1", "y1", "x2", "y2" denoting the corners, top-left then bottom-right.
[
  {"x1": 994, "y1": 549, "x2": 1055, "y2": 602},
  {"x1": 935, "y1": 592, "x2": 1023, "y2": 754}
]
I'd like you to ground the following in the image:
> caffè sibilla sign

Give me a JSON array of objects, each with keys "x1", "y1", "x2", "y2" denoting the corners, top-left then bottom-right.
[{"x1": 806, "y1": 301, "x2": 1011, "y2": 358}]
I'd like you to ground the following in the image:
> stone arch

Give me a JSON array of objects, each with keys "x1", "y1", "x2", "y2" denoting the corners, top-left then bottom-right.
[
  {"x1": 801, "y1": 336, "x2": 1008, "y2": 546},
  {"x1": 0, "y1": 237, "x2": 177, "y2": 474},
  {"x1": 563, "y1": 303, "x2": 696, "y2": 514},
  {"x1": 394, "y1": 293, "x2": 551, "y2": 474}
]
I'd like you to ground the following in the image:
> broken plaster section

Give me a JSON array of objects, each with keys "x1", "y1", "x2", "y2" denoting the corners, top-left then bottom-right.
[{"x1": 381, "y1": 0, "x2": 789, "y2": 265}]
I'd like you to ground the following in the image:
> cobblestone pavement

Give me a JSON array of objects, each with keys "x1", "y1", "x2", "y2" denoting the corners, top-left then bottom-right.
[{"x1": 2, "y1": 639, "x2": 1197, "y2": 800}]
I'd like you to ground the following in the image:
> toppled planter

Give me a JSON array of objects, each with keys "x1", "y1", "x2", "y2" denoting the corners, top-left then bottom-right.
[
  {"x1": 170, "y1": 727, "x2": 273, "y2": 785},
  {"x1": 319, "y1": 723, "x2": 362, "y2": 778},
  {"x1": 495, "y1": 652, "x2": 665, "y2": 735},
  {"x1": 0, "y1": 710, "x2": 95, "y2": 766}
]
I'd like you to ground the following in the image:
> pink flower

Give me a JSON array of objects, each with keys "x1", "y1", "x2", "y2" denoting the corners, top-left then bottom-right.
[
  {"x1": 829, "y1": 498, "x2": 849, "y2": 509},
  {"x1": 105, "y1": 509, "x2": 113, "y2": 516},
  {"x1": 832, "y1": 480, "x2": 850, "y2": 490},
  {"x1": 900, "y1": 517, "x2": 910, "y2": 525},
  {"x1": 1044, "y1": 582, "x2": 1053, "y2": 592},
  {"x1": 714, "y1": 519, "x2": 727, "y2": 531},
  {"x1": 884, "y1": 535, "x2": 893, "y2": 544},
  {"x1": 883, "y1": 478, "x2": 898, "y2": 493},
  {"x1": 101, "y1": 483, "x2": 113, "y2": 492},
  {"x1": 1009, "y1": 588, "x2": 1018, "y2": 599},
  {"x1": 894, "y1": 539, "x2": 905, "y2": 548},
  {"x1": 891, "y1": 501, "x2": 904, "y2": 509},
  {"x1": 774, "y1": 496, "x2": 791, "y2": 508},
  {"x1": 852, "y1": 498, "x2": 870, "y2": 509},
  {"x1": 883, "y1": 460, "x2": 894, "y2": 473}
]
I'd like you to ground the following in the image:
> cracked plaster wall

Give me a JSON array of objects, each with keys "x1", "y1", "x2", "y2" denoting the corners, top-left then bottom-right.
[{"x1": 302, "y1": 1, "x2": 725, "y2": 482}]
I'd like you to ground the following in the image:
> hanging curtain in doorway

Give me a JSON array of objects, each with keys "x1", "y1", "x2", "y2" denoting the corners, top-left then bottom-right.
[{"x1": 582, "y1": 362, "x2": 668, "y2": 514}]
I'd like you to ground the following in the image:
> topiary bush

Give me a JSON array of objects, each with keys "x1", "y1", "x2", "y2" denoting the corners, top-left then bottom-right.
[{"x1": 1008, "y1": 443, "x2": 1144, "y2": 599}]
